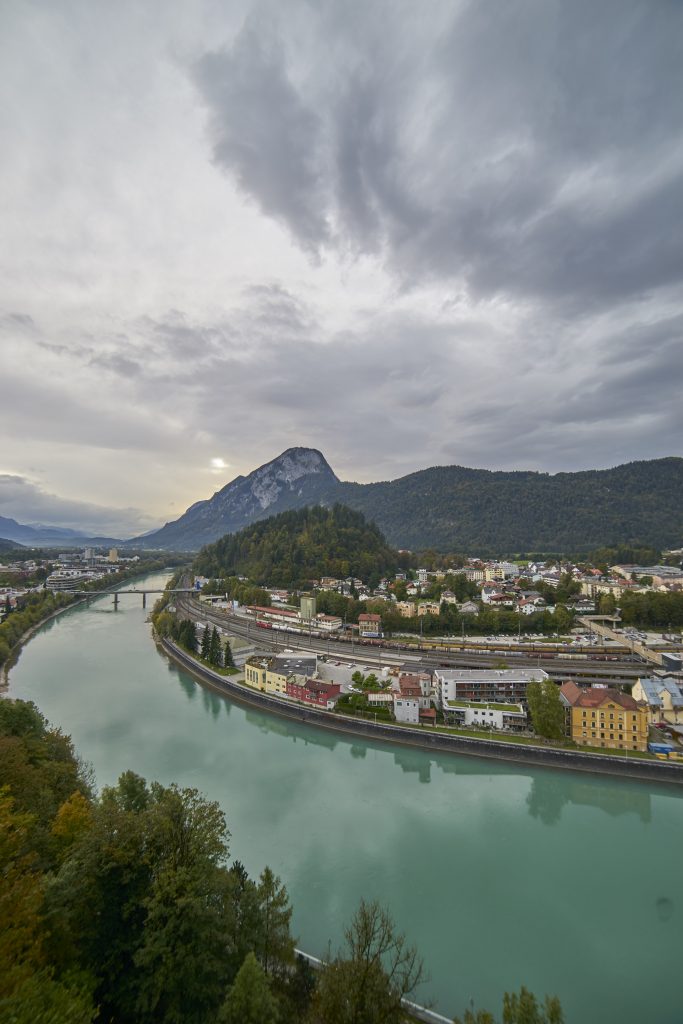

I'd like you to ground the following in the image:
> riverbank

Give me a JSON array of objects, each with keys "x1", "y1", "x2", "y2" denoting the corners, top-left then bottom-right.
[
  {"x1": 10, "y1": 568, "x2": 682, "y2": 1024},
  {"x1": 1, "y1": 596, "x2": 85, "y2": 690},
  {"x1": 160, "y1": 638, "x2": 683, "y2": 786},
  {"x1": 2, "y1": 565, "x2": 178, "y2": 690}
]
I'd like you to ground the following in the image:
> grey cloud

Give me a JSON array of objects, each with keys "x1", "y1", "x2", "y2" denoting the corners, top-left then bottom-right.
[
  {"x1": 194, "y1": 19, "x2": 329, "y2": 249},
  {"x1": 193, "y1": 0, "x2": 683, "y2": 309},
  {"x1": 438, "y1": 312, "x2": 683, "y2": 471},
  {"x1": 0, "y1": 474, "x2": 155, "y2": 536},
  {"x1": 2, "y1": 312, "x2": 35, "y2": 329},
  {"x1": 0, "y1": 365, "x2": 175, "y2": 453},
  {"x1": 89, "y1": 352, "x2": 142, "y2": 378}
]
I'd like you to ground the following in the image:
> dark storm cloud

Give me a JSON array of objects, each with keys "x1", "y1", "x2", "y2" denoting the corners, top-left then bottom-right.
[
  {"x1": 438, "y1": 311, "x2": 683, "y2": 470},
  {"x1": 193, "y1": 0, "x2": 683, "y2": 309},
  {"x1": 194, "y1": 19, "x2": 329, "y2": 250}
]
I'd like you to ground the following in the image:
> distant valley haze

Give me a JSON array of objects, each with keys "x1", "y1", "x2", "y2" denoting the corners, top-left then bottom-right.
[{"x1": 1, "y1": 1, "x2": 682, "y2": 539}]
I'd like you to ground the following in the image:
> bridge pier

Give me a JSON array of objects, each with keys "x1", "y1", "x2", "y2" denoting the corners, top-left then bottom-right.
[
  {"x1": 142, "y1": 592, "x2": 146, "y2": 609},
  {"x1": 113, "y1": 593, "x2": 119, "y2": 610}
]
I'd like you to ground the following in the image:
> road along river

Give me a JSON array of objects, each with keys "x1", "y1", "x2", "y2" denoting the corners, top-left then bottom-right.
[{"x1": 6, "y1": 572, "x2": 682, "y2": 1023}]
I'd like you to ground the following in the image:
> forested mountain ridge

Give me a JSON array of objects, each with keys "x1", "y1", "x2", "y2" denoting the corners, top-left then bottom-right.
[
  {"x1": 193, "y1": 505, "x2": 398, "y2": 587},
  {"x1": 333, "y1": 456, "x2": 683, "y2": 552},
  {"x1": 134, "y1": 449, "x2": 683, "y2": 553}
]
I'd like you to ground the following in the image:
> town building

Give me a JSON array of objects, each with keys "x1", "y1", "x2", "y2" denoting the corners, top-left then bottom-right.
[
  {"x1": 244, "y1": 654, "x2": 317, "y2": 695},
  {"x1": 396, "y1": 601, "x2": 417, "y2": 618},
  {"x1": 433, "y1": 668, "x2": 549, "y2": 708},
  {"x1": 459, "y1": 601, "x2": 479, "y2": 616},
  {"x1": 560, "y1": 681, "x2": 648, "y2": 751},
  {"x1": 286, "y1": 677, "x2": 341, "y2": 709},
  {"x1": 443, "y1": 700, "x2": 527, "y2": 731},
  {"x1": 393, "y1": 696, "x2": 420, "y2": 724},
  {"x1": 631, "y1": 677, "x2": 683, "y2": 726},
  {"x1": 315, "y1": 613, "x2": 343, "y2": 632},
  {"x1": 366, "y1": 691, "x2": 395, "y2": 707},
  {"x1": 247, "y1": 605, "x2": 300, "y2": 628},
  {"x1": 358, "y1": 613, "x2": 382, "y2": 637},
  {"x1": 611, "y1": 565, "x2": 683, "y2": 588},
  {"x1": 416, "y1": 601, "x2": 441, "y2": 616}
]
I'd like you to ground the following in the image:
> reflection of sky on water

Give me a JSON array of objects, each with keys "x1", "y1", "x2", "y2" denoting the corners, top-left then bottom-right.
[{"x1": 7, "y1": 573, "x2": 682, "y2": 1024}]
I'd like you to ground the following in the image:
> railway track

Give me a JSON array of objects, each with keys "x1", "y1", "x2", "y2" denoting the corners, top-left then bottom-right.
[{"x1": 176, "y1": 597, "x2": 645, "y2": 683}]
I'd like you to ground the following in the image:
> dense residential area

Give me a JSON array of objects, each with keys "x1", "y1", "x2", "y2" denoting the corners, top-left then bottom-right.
[{"x1": 155, "y1": 542, "x2": 683, "y2": 761}]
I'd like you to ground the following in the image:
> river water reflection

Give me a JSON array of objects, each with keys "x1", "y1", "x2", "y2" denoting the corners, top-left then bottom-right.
[{"x1": 7, "y1": 573, "x2": 682, "y2": 1023}]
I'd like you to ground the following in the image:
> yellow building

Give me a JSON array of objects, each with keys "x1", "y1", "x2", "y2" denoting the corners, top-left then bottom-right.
[
  {"x1": 245, "y1": 654, "x2": 318, "y2": 695},
  {"x1": 416, "y1": 601, "x2": 441, "y2": 616},
  {"x1": 560, "y1": 682, "x2": 648, "y2": 752},
  {"x1": 396, "y1": 601, "x2": 417, "y2": 618},
  {"x1": 632, "y1": 677, "x2": 683, "y2": 726}
]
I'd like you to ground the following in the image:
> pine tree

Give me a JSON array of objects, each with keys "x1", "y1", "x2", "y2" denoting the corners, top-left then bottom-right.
[
  {"x1": 218, "y1": 952, "x2": 279, "y2": 1024},
  {"x1": 201, "y1": 625, "x2": 211, "y2": 661},
  {"x1": 209, "y1": 627, "x2": 222, "y2": 667},
  {"x1": 223, "y1": 638, "x2": 235, "y2": 668},
  {"x1": 255, "y1": 867, "x2": 295, "y2": 977}
]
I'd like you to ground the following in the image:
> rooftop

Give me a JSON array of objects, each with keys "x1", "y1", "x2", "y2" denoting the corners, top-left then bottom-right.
[{"x1": 560, "y1": 682, "x2": 640, "y2": 711}]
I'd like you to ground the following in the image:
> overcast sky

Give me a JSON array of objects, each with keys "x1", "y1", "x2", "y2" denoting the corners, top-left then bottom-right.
[{"x1": 1, "y1": 0, "x2": 682, "y2": 537}]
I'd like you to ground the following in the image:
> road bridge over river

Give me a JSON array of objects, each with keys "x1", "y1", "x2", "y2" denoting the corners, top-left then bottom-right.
[{"x1": 72, "y1": 588, "x2": 196, "y2": 609}]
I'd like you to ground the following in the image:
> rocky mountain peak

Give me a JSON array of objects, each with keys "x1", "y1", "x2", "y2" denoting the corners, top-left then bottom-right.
[{"x1": 132, "y1": 447, "x2": 340, "y2": 549}]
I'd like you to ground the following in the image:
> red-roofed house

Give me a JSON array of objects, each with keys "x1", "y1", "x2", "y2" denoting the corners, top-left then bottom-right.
[
  {"x1": 560, "y1": 682, "x2": 648, "y2": 751},
  {"x1": 286, "y1": 678, "x2": 341, "y2": 710},
  {"x1": 358, "y1": 613, "x2": 382, "y2": 637}
]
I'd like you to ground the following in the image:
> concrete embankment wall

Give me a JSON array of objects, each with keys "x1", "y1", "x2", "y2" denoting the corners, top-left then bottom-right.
[{"x1": 160, "y1": 640, "x2": 683, "y2": 786}]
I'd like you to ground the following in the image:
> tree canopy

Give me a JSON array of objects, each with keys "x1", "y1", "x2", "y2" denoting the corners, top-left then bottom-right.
[{"x1": 193, "y1": 504, "x2": 398, "y2": 587}]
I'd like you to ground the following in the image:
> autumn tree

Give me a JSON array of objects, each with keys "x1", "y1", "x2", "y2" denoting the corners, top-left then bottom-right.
[
  {"x1": 310, "y1": 899, "x2": 426, "y2": 1024},
  {"x1": 454, "y1": 986, "x2": 564, "y2": 1024}
]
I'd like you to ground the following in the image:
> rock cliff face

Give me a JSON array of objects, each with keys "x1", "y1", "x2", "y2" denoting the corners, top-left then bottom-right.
[{"x1": 134, "y1": 448, "x2": 339, "y2": 550}]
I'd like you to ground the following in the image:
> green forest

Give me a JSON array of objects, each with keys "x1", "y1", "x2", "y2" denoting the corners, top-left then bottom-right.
[
  {"x1": 335, "y1": 457, "x2": 683, "y2": 553},
  {"x1": 0, "y1": 699, "x2": 563, "y2": 1023},
  {"x1": 193, "y1": 505, "x2": 400, "y2": 587}
]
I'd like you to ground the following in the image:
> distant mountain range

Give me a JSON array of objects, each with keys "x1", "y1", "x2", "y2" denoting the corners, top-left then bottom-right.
[
  {"x1": 130, "y1": 448, "x2": 683, "y2": 554},
  {"x1": 0, "y1": 535, "x2": 25, "y2": 555},
  {"x1": 0, "y1": 515, "x2": 121, "y2": 549}
]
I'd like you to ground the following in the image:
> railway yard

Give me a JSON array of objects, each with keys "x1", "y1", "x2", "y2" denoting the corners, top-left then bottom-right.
[{"x1": 175, "y1": 593, "x2": 682, "y2": 686}]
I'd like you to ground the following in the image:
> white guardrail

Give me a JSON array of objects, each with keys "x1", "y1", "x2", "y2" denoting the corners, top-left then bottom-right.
[{"x1": 293, "y1": 949, "x2": 453, "y2": 1024}]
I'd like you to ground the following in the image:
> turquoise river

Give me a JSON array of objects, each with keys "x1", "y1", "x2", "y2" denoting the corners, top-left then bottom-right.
[{"x1": 6, "y1": 573, "x2": 682, "y2": 1023}]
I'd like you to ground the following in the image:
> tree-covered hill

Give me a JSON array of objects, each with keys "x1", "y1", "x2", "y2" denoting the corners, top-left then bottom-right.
[
  {"x1": 0, "y1": 536, "x2": 24, "y2": 554},
  {"x1": 334, "y1": 457, "x2": 683, "y2": 553},
  {"x1": 135, "y1": 448, "x2": 683, "y2": 553},
  {"x1": 193, "y1": 504, "x2": 398, "y2": 586}
]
